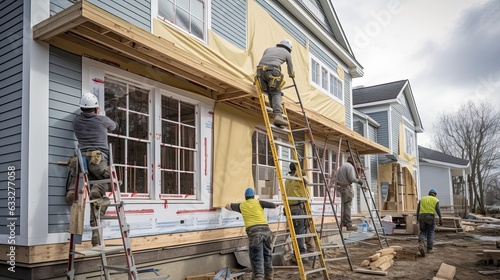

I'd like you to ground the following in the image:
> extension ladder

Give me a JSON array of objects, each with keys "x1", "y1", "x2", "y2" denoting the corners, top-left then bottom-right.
[
  {"x1": 346, "y1": 140, "x2": 390, "y2": 249},
  {"x1": 67, "y1": 145, "x2": 168, "y2": 280},
  {"x1": 255, "y1": 78, "x2": 329, "y2": 279}
]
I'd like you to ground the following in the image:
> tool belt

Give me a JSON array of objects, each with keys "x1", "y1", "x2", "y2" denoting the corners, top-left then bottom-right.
[
  {"x1": 68, "y1": 150, "x2": 103, "y2": 168},
  {"x1": 257, "y1": 65, "x2": 281, "y2": 71}
]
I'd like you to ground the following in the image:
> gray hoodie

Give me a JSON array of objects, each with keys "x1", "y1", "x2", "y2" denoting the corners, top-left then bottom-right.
[
  {"x1": 73, "y1": 112, "x2": 116, "y2": 155},
  {"x1": 257, "y1": 46, "x2": 294, "y2": 76}
]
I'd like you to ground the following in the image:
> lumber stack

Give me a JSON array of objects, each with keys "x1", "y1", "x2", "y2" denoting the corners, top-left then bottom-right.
[
  {"x1": 357, "y1": 246, "x2": 402, "y2": 272},
  {"x1": 479, "y1": 249, "x2": 500, "y2": 265}
]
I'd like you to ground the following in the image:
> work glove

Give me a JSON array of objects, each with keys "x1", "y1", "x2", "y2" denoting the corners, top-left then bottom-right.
[
  {"x1": 357, "y1": 179, "x2": 364, "y2": 187},
  {"x1": 439, "y1": 219, "x2": 443, "y2": 226},
  {"x1": 289, "y1": 71, "x2": 295, "y2": 79}
]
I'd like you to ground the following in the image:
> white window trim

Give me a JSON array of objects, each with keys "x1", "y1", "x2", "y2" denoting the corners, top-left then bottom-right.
[
  {"x1": 404, "y1": 124, "x2": 416, "y2": 156},
  {"x1": 156, "y1": 0, "x2": 209, "y2": 44},
  {"x1": 82, "y1": 58, "x2": 210, "y2": 202},
  {"x1": 309, "y1": 53, "x2": 343, "y2": 103}
]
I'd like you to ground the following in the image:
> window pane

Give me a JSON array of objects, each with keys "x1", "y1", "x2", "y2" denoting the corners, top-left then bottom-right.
[
  {"x1": 161, "y1": 146, "x2": 177, "y2": 170},
  {"x1": 177, "y1": 0, "x2": 189, "y2": 11},
  {"x1": 162, "y1": 96, "x2": 179, "y2": 122},
  {"x1": 162, "y1": 122, "x2": 178, "y2": 145},
  {"x1": 161, "y1": 171, "x2": 177, "y2": 194},
  {"x1": 127, "y1": 167, "x2": 147, "y2": 193},
  {"x1": 180, "y1": 149, "x2": 194, "y2": 171},
  {"x1": 176, "y1": 8, "x2": 190, "y2": 32},
  {"x1": 158, "y1": 0, "x2": 175, "y2": 22},
  {"x1": 107, "y1": 109, "x2": 126, "y2": 136},
  {"x1": 191, "y1": 16, "x2": 204, "y2": 39},
  {"x1": 129, "y1": 86, "x2": 149, "y2": 114},
  {"x1": 109, "y1": 137, "x2": 125, "y2": 165},
  {"x1": 180, "y1": 173, "x2": 194, "y2": 195},
  {"x1": 321, "y1": 67, "x2": 328, "y2": 90},
  {"x1": 128, "y1": 141, "x2": 147, "y2": 167},
  {"x1": 180, "y1": 101, "x2": 195, "y2": 125},
  {"x1": 191, "y1": 0, "x2": 204, "y2": 19},
  {"x1": 180, "y1": 125, "x2": 195, "y2": 149},
  {"x1": 129, "y1": 113, "x2": 149, "y2": 139}
]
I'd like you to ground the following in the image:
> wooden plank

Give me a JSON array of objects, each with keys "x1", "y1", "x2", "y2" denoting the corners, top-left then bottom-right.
[
  {"x1": 360, "y1": 259, "x2": 370, "y2": 266},
  {"x1": 370, "y1": 254, "x2": 394, "y2": 269},
  {"x1": 354, "y1": 269, "x2": 388, "y2": 276},
  {"x1": 368, "y1": 253, "x2": 381, "y2": 261},
  {"x1": 435, "y1": 263, "x2": 456, "y2": 280},
  {"x1": 378, "y1": 259, "x2": 394, "y2": 271},
  {"x1": 376, "y1": 248, "x2": 395, "y2": 256}
]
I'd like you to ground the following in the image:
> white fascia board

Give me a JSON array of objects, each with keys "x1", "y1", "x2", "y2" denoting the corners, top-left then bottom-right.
[
  {"x1": 354, "y1": 104, "x2": 391, "y2": 114},
  {"x1": 20, "y1": 0, "x2": 50, "y2": 246},
  {"x1": 276, "y1": 0, "x2": 364, "y2": 77},
  {"x1": 420, "y1": 159, "x2": 470, "y2": 170},
  {"x1": 352, "y1": 109, "x2": 380, "y2": 127},
  {"x1": 401, "y1": 81, "x2": 424, "y2": 133},
  {"x1": 320, "y1": 0, "x2": 354, "y2": 56},
  {"x1": 353, "y1": 99, "x2": 397, "y2": 109}
]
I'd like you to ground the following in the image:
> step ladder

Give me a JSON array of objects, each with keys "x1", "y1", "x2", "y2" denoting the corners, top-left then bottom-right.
[
  {"x1": 315, "y1": 137, "x2": 353, "y2": 270},
  {"x1": 346, "y1": 140, "x2": 390, "y2": 249},
  {"x1": 66, "y1": 144, "x2": 169, "y2": 280},
  {"x1": 255, "y1": 78, "x2": 330, "y2": 279}
]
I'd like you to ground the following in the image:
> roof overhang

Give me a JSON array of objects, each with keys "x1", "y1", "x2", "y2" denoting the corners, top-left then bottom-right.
[
  {"x1": 32, "y1": 1, "x2": 388, "y2": 155},
  {"x1": 276, "y1": 0, "x2": 364, "y2": 78},
  {"x1": 420, "y1": 159, "x2": 471, "y2": 174}
]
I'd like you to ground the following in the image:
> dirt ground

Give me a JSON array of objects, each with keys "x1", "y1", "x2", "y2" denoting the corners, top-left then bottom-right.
[{"x1": 267, "y1": 224, "x2": 500, "y2": 280}]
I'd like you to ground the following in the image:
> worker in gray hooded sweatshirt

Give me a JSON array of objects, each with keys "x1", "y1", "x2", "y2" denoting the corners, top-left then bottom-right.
[
  {"x1": 256, "y1": 38, "x2": 295, "y2": 127},
  {"x1": 336, "y1": 156, "x2": 364, "y2": 231}
]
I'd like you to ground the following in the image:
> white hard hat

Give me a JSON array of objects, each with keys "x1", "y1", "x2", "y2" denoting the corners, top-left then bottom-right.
[
  {"x1": 277, "y1": 38, "x2": 292, "y2": 51},
  {"x1": 79, "y1": 92, "x2": 99, "y2": 108}
]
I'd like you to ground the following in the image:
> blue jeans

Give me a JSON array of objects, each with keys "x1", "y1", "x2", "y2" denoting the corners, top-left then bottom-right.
[
  {"x1": 418, "y1": 214, "x2": 436, "y2": 249},
  {"x1": 247, "y1": 226, "x2": 273, "y2": 280}
]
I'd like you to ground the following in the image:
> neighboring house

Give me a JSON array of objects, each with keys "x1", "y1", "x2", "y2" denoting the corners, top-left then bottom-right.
[
  {"x1": 0, "y1": 0, "x2": 389, "y2": 278},
  {"x1": 353, "y1": 80, "x2": 424, "y2": 216},
  {"x1": 418, "y1": 145, "x2": 470, "y2": 217}
]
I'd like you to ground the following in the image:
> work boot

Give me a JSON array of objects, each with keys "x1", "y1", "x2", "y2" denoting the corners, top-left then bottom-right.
[
  {"x1": 346, "y1": 224, "x2": 358, "y2": 231},
  {"x1": 427, "y1": 248, "x2": 434, "y2": 254},
  {"x1": 418, "y1": 242, "x2": 426, "y2": 257},
  {"x1": 65, "y1": 190, "x2": 74, "y2": 203},
  {"x1": 273, "y1": 113, "x2": 288, "y2": 127}
]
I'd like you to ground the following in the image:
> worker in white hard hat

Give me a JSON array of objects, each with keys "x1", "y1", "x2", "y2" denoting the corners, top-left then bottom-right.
[
  {"x1": 256, "y1": 38, "x2": 295, "y2": 127},
  {"x1": 416, "y1": 188, "x2": 443, "y2": 257},
  {"x1": 66, "y1": 92, "x2": 116, "y2": 246}
]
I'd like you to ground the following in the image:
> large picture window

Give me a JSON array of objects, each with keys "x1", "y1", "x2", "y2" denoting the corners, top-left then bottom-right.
[
  {"x1": 158, "y1": 0, "x2": 205, "y2": 40},
  {"x1": 105, "y1": 78, "x2": 151, "y2": 196},
  {"x1": 160, "y1": 96, "x2": 197, "y2": 197},
  {"x1": 310, "y1": 56, "x2": 343, "y2": 101}
]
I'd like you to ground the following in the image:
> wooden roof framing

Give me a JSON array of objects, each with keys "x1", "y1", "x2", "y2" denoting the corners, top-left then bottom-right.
[{"x1": 32, "y1": 0, "x2": 389, "y2": 155}]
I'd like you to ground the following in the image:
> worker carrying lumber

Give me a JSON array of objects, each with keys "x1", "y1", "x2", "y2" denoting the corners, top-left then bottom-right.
[
  {"x1": 66, "y1": 92, "x2": 116, "y2": 246},
  {"x1": 336, "y1": 156, "x2": 364, "y2": 231},
  {"x1": 256, "y1": 38, "x2": 295, "y2": 127},
  {"x1": 225, "y1": 188, "x2": 277, "y2": 280},
  {"x1": 285, "y1": 162, "x2": 314, "y2": 261},
  {"x1": 416, "y1": 188, "x2": 443, "y2": 257}
]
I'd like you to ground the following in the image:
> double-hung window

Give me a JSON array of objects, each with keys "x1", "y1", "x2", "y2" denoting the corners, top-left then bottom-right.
[
  {"x1": 252, "y1": 129, "x2": 278, "y2": 199},
  {"x1": 310, "y1": 56, "x2": 343, "y2": 102},
  {"x1": 105, "y1": 78, "x2": 151, "y2": 197},
  {"x1": 404, "y1": 126, "x2": 416, "y2": 156},
  {"x1": 310, "y1": 146, "x2": 337, "y2": 198},
  {"x1": 158, "y1": 0, "x2": 206, "y2": 41}
]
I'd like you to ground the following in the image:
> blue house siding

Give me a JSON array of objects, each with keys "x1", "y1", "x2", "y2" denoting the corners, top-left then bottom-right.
[
  {"x1": 368, "y1": 111, "x2": 389, "y2": 149},
  {"x1": 212, "y1": 0, "x2": 246, "y2": 49},
  {"x1": 344, "y1": 72, "x2": 352, "y2": 128},
  {"x1": 48, "y1": 47, "x2": 82, "y2": 233},
  {"x1": 254, "y1": 0, "x2": 307, "y2": 47},
  {"x1": 0, "y1": 0, "x2": 23, "y2": 235},
  {"x1": 51, "y1": 0, "x2": 151, "y2": 31},
  {"x1": 310, "y1": 41, "x2": 337, "y2": 71}
]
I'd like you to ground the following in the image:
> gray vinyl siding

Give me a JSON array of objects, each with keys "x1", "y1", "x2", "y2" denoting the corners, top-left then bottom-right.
[
  {"x1": 420, "y1": 165, "x2": 451, "y2": 206},
  {"x1": 368, "y1": 111, "x2": 389, "y2": 149},
  {"x1": 310, "y1": 41, "x2": 337, "y2": 71},
  {"x1": 352, "y1": 118, "x2": 363, "y2": 136},
  {"x1": 0, "y1": 0, "x2": 23, "y2": 235},
  {"x1": 254, "y1": 0, "x2": 307, "y2": 46},
  {"x1": 51, "y1": 0, "x2": 151, "y2": 32},
  {"x1": 296, "y1": 0, "x2": 333, "y2": 34},
  {"x1": 393, "y1": 94, "x2": 413, "y2": 121},
  {"x1": 48, "y1": 47, "x2": 81, "y2": 233},
  {"x1": 212, "y1": 0, "x2": 246, "y2": 49},
  {"x1": 344, "y1": 72, "x2": 352, "y2": 128},
  {"x1": 391, "y1": 108, "x2": 402, "y2": 155}
]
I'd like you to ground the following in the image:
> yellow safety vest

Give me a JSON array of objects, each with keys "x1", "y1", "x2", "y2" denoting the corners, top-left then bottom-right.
[
  {"x1": 285, "y1": 172, "x2": 307, "y2": 205},
  {"x1": 419, "y1": 195, "x2": 439, "y2": 214},
  {"x1": 240, "y1": 199, "x2": 268, "y2": 229}
]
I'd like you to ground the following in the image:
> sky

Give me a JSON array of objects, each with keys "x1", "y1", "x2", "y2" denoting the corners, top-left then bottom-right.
[{"x1": 334, "y1": 0, "x2": 500, "y2": 148}]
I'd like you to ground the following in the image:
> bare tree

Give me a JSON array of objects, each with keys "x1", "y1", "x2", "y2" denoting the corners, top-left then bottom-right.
[{"x1": 433, "y1": 100, "x2": 500, "y2": 214}]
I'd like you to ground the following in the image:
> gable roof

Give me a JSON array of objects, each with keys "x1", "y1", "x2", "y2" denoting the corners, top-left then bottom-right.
[
  {"x1": 418, "y1": 146, "x2": 469, "y2": 166},
  {"x1": 276, "y1": 0, "x2": 363, "y2": 77},
  {"x1": 352, "y1": 80, "x2": 424, "y2": 133},
  {"x1": 352, "y1": 80, "x2": 407, "y2": 105}
]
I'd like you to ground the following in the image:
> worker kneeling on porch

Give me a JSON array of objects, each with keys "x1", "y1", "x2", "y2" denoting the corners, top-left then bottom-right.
[
  {"x1": 225, "y1": 188, "x2": 277, "y2": 280},
  {"x1": 256, "y1": 38, "x2": 295, "y2": 127},
  {"x1": 66, "y1": 92, "x2": 116, "y2": 245}
]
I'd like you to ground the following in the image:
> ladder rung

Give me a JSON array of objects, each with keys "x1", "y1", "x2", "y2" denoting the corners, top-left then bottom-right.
[
  {"x1": 274, "y1": 140, "x2": 295, "y2": 149},
  {"x1": 291, "y1": 127, "x2": 309, "y2": 133},
  {"x1": 324, "y1": 256, "x2": 348, "y2": 262},
  {"x1": 300, "y1": 251, "x2": 321, "y2": 258},
  {"x1": 274, "y1": 232, "x2": 290, "y2": 237},
  {"x1": 274, "y1": 241, "x2": 289, "y2": 247},
  {"x1": 278, "y1": 157, "x2": 299, "y2": 164},
  {"x1": 318, "y1": 228, "x2": 339, "y2": 233},
  {"x1": 290, "y1": 215, "x2": 312, "y2": 220},
  {"x1": 304, "y1": 267, "x2": 327, "y2": 275},
  {"x1": 73, "y1": 245, "x2": 124, "y2": 257},
  {"x1": 84, "y1": 225, "x2": 105, "y2": 230},
  {"x1": 302, "y1": 168, "x2": 320, "y2": 172},
  {"x1": 271, "y1": 125, "x2": 291, "y2": 133},
  {"x1": 321, "y1": 244, "x2": 343, "y2": 249},
  {"x1": 286, "y1": 197, "x2": 308, "y2": 202},
  {"x1": 282, "y1": 175, "x2": 302, "y2": 181},
  {"x1": 103, "y1": 264, "x2": 130, "y2": 272},
  {"x1": 101, "y1": 215, "x2": 119, "y2": 220},
  {"x1": 296, "y1": 233, "x2": 317, "y2": 239},
  {"x1": 88, "y1": 179, "x2": 111, "y2": 185}
]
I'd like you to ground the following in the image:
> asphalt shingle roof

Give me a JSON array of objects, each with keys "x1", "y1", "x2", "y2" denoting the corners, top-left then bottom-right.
[
  {"x1": 418, "y1": 146, "x2": 469, "y2": 166},
  {"x1": 353, "y1": 80, "x2": 407, "y2": 105}
]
